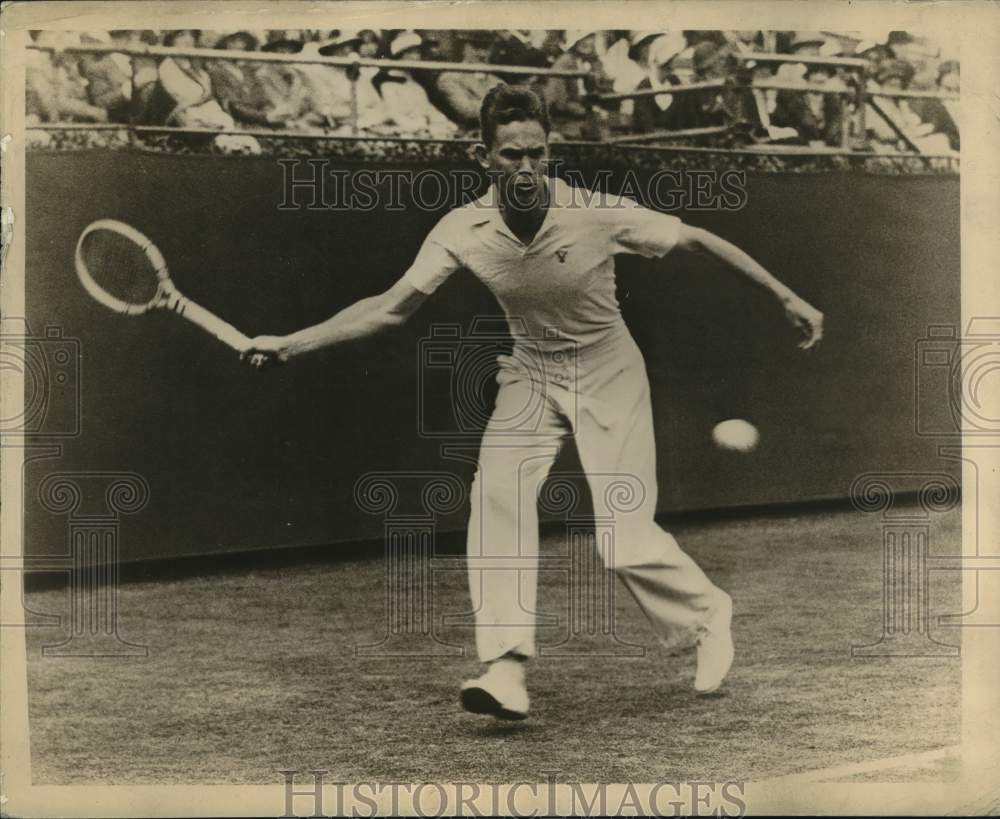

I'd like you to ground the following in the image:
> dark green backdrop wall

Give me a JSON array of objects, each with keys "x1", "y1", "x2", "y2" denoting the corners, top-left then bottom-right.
[{"x1": 24, "y1": 151, "x2": 960, "y2": 561}]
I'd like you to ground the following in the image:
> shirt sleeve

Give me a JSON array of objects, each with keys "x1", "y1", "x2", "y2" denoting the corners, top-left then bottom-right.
[
  {"x1": 605, "y1": 197, "x2": 683, "y2": 258},
  {"x1": 402, "y1": 215, "x2": 465, "y2": 295}
]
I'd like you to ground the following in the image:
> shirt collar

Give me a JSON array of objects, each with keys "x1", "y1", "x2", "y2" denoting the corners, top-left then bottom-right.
[
  {"x1": 468, "y1": 184, "x2": 555, "y2": 247},
  {"x1": 469, "y1": 176, "x2": 570, "y2": 230}
]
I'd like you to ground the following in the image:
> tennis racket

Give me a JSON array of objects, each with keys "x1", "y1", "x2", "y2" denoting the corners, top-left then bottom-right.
[{"x1": 74, "y1": 219, "x2": 252, "y2": 353}]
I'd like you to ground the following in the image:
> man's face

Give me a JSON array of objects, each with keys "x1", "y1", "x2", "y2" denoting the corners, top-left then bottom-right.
[
  {"x1": 701, "y1": 58, "x2": 727, "y2": 81},
  {"x1": 807, "y1": 67, "x2": 832, "y2": 86},
  {"x1": 862, "y1": 48, "x2": 885, "y2": 70},
  {"x1": 333, "y1": 42, "x2": 359, "y2": 58},
  {"x1": 940, "y1": 71, "x2": 960, "y2": 93},
  {"x1": 573, "y1": 34, "x2": 596, "y2": 59},
  {"x1": 463, "y1": 41, "x2": 491, "y2": 63},
  {"x1": 479, "y1": 119, "x2": 549, "y2": 211},
  {"x1": 423, "y1": 38, "x2": 446, "y2": 60},
  {"x1": 355, "y1": 31, "x2": 379, "y2": 58}
]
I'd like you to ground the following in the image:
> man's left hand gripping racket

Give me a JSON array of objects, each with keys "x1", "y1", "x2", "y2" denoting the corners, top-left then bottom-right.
[{"x1": 75, "y1": 219, "x2": 260, "y2": 359}]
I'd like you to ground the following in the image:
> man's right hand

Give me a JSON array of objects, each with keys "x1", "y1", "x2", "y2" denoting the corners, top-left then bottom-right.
[
  {"x1": 240, "y1": 335, "x2": 291, "y2": 370},
  {"x1": 782, "y1": 296, "x2": 824, "y2": 351}
]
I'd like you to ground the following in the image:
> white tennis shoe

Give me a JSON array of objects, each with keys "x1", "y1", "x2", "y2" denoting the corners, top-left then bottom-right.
[
  {"x1": 694, "y1": 592, "x2": 734, "y2": 694},
  {"x1": 460, "y1": 657, "x2": 530, "y2": 720}
]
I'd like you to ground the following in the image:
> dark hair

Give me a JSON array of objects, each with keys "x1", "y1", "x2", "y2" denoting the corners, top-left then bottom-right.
[
  {"x1": 877, "y1": 58, "x2": 915, "y2": 87},
  {"x1": 162, "y1": 29, "x2": 201, "y2": 47},
  {"x1": 938, "y1": 60, "x2": 960, "y2": 82},
  {"x1": 479, "y1": 83, "x2": 551, "y2": 147}
]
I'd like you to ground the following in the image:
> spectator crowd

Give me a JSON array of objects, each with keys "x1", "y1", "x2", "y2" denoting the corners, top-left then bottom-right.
[{"x1": 27, "y1": 28, "x2": 960, "y2": 154}]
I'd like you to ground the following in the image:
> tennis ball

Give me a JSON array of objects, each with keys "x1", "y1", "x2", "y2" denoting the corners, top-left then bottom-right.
[{"x1": 712, "y1": 419, "x2": 759, "y2": 452}]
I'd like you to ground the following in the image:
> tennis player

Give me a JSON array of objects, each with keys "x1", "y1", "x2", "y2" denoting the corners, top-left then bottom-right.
[{"x1": 243, "y1": 84, "x2": 823, "y2": 720}]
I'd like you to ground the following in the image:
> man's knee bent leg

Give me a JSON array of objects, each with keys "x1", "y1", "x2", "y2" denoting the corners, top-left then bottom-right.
[
  {"x1": 599, "y1": 519, "x2": 689, "y2": 570},
  {"x1": 472, "y1": 447, "x2": 556, "y2": 502}
]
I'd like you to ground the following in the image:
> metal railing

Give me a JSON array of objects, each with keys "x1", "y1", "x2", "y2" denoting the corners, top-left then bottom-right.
[
  {"x1": 28, "y1": 41, "x2": 585, "y2": 138},
  {"x1": 734, "y1": 52, "x2": 867, "y2": 68},
  {"x1": 28, "y1": 42, "x2": 588, "y2": 77},
  {"x1": 26, "y1": 42, "x2": 958, "y2": 157},
  {"x1": 595, "y1": 80, "x2": 725, "y2": 103},
  {"x1": 606, "y1": 125, "x2": 729, "y2": 145},
  {"x1": 592, "y1": 51, "x2": 958, "y2": 155}
]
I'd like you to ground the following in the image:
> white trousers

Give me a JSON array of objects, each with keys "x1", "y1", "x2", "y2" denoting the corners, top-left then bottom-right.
[{"x1": 467, "y1": 334, "x2": 725, "y2": 662}]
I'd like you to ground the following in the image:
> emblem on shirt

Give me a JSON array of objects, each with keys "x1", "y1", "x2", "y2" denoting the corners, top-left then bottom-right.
[{"x1": 555, "y1": 249, "x2": 568, "y2": 263}]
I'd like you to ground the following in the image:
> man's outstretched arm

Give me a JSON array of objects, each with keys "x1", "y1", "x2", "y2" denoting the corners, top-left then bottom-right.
[
  {"x1": 673, "y1": 225, "x2": 824, "y2": 349},
  {"x1": 241, "y1": 277, "x2": 429, "y2": 367}
]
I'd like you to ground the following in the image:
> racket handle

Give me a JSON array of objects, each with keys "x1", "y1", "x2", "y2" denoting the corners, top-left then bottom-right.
[{"x1": 173, "y1": 297, "x2": 252, "y2": 353}]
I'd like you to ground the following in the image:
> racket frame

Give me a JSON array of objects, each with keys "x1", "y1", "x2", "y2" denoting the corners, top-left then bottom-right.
[{"x1": 74, "y1": 219, "x2": 252, "y2": 352}]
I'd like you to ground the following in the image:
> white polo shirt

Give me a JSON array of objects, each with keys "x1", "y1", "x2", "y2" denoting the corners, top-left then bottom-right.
[{"x1": 403, "y1": 176, "x2": 682, "y2": 352}]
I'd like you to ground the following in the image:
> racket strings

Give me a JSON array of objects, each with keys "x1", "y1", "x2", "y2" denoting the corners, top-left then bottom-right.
[{"x1": 78, "y1": 228, "x2": 163, "y2": 310}]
